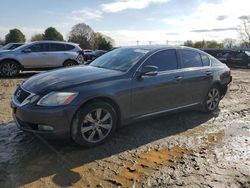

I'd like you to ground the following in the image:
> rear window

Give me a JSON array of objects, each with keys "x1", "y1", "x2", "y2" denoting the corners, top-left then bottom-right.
[{"x1": 180, "y1": 50, "x2": 203, "y2": 68}]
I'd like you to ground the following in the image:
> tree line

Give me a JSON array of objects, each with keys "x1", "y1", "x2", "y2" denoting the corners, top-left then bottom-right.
[
  {"x1": 0, "y1": 23, "x2": 113, "y2": 50},
  {"x1": 1, "y1": 15, "x2": 250, "y2": 49}
]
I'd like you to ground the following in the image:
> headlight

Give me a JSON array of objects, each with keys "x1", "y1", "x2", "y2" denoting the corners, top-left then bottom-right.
[{"x1": 37, "y1": 92, "x2": 78, "y2": 106}]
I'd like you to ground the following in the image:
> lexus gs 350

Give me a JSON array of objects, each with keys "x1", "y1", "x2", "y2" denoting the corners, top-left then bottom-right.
[{"x1": 11, "y1": 46, "x2": 232, "y2": 146}]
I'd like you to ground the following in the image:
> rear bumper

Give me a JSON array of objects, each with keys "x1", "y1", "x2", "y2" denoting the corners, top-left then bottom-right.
[{"x1": 11, "y1": 101, "x2": 78, "y2": 138}]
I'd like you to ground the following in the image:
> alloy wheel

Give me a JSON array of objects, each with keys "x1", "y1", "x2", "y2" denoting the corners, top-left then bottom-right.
[
  {"x1": 206, "y1": 88, "x2": 220, "y2": 111},
  {"x1": 81, "y1": 108, "x2": 113, "y2": 143},
  {"x1": 1, "y1": 63, "x2": 18, "y2": 76}
]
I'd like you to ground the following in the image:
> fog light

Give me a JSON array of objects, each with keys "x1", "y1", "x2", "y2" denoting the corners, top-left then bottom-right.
[{"x1": 38, "y1": 125, "x2": 54, "y2": 131}]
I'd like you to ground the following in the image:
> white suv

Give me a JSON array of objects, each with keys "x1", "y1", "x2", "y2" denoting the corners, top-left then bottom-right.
[{"x1": 0, "y1": 41, "x2": 84, "y2": 77}]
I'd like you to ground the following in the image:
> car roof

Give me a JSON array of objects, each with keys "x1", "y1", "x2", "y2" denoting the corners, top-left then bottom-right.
[
  {"x1": 121, "y1": 45, "x2": 205, "y2": 53},
  {"x1": 28, "y1": 41, "x2": 79, "y2": 46}
]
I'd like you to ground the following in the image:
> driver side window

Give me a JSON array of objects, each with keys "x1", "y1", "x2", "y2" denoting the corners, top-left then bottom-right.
[{"x1": 29, "y1": 44, "x2": 41, "y2": 52}]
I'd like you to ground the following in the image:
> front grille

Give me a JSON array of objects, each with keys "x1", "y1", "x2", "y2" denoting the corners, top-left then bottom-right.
[{"x1": 14, "y1": 87, "x2": 31, "y2": 103}]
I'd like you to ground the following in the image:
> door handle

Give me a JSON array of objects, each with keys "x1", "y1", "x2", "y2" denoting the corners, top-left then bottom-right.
[{"x1": 174, "y1": 76, "x2": 183, "y2": 82}]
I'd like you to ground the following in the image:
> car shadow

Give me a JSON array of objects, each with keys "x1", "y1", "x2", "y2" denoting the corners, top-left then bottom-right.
[{"x1": 1, "y1": 110, "x2": 219, "y2": 187}]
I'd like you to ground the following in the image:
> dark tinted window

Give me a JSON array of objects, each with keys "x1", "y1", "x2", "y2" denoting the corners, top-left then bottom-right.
[
  {"x1": 235, "y1": 52, "x2": 244, "y2": 58},
  {"x1": 65, "y1": 44, "x2": 75, "y2": 51},
  {"x1": 201, "y1": 54, "x2": 210, "y2": 66},
  {"x1": 30, "y1": 44, "x2": 41, "y2": 52},
  {"x1": 143, "y1": 49, "x2": 178, "y2": 71},
  {"x1": 50, "y1": 43, "x2": 65, "y2": 51},
  {"x1": 30, "y1": 43, "x2": 50, "y2": 52},
  {"x1": 181, "y1": 50, "x2": 202, "y2": 68}
]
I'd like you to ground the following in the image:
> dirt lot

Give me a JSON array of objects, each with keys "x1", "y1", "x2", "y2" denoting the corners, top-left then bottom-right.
[{"x1": 0, "y1": 69, "x2": 249, "y2": 188}]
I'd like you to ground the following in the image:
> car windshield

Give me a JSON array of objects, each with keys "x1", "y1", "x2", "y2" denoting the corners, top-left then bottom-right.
[
  {"x1": 1, "y1": 43, "x2": 13, "y2": 50},
  {"x1": 90, "y1": 48, "x2": 149, "y2": 72}
]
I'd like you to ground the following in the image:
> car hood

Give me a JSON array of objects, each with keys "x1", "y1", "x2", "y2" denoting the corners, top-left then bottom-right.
[
  {"x1": 0, "y1": 50, "x2": 11, "y2": 53},
  {"x1": 22, "y1": 66, "x2": 123, "y2": 94}
]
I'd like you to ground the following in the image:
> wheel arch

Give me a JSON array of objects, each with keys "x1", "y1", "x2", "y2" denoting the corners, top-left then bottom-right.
[
  {"x1": 63, "y1": 59, "x2": 78, "y2": 66},
  {"x1": 211, "y1": 81, "x2": 226, "y2": 97},
  {"x1": 70, "y1": 96, "x2": 122, "y2": 139}
]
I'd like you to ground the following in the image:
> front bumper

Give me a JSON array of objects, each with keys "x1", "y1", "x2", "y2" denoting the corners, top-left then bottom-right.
[{"x1": 11, "y1": 101, "x2": 78, "y2": 138}]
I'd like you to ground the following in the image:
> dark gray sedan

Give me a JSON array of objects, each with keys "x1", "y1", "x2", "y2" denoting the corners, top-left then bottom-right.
[{"x1": 11, "y1": 46, "x2": 232, "y2": 146}]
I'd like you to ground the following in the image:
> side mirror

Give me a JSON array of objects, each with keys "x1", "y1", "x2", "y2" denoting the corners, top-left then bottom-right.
[
  {"x1": 23, "y1": 48, "x2": 31, "y2": 53},
  {"x1": 137, "y1": 65, "x2": 158, "y2": 78}
]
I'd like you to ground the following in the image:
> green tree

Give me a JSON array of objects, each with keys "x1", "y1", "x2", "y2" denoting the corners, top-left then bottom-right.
[
  {"x1": 31, "y1": 33, "x2": 44, "y2": 41},
  {"x1": 5, "y1": 28, "x2": 26, "y2": 43},
  {"x1": 194, "y1": 41, "x2": 205, "y2": 48},
  {"x1": 183, "y1": 40, "x2": 194, "y2": 47},
  {"x1": 44, "y1": 27, "x2": 64, "y2": 41},
  {"x1": 0, "y1": 39, "x2": 4, "y2": 45},
  {"x1": 206, "y1": 40, "x2": 223, "y2": 48},
  {"x1": 94, "y1": 32, "x2": 113, "y2": 50},
  {"x1": 192, "y1": 40, "x2": 223, "y2": 48}
]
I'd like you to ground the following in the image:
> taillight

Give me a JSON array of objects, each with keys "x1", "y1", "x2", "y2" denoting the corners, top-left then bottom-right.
[{"x1": 79, "y1": 50, "x2": 84, "y2": 55}]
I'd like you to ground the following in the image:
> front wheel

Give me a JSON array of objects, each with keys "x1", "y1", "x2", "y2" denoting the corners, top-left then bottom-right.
[
  {"x1": 71, "y1": 102, "x2": 117, "y2": 147},
  {"x1": 202, "y1": 86, "x2": 221, "y2": 113},
  {"x1": 0, "y1": 60, "x2": 20, "y2": 77}
]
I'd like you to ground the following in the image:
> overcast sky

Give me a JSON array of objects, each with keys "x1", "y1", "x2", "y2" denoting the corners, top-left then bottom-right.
[{"x1": 0, "y1": 0, "x2": 249, "y2": 46}]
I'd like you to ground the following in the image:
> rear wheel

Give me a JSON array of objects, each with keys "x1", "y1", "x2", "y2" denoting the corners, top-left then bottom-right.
[
  {"x1": 202, "y1": 86, "x2": 221, "y2": 112},
  {"x1": 0, "y1": 60, "x2": 20, "y2": 77},
  {"x1": 71, "y1": 102, "x2": 117, "y2": 147},
  {"x1": 63, "y1": 60, "x2": 78, "y2": 67}
]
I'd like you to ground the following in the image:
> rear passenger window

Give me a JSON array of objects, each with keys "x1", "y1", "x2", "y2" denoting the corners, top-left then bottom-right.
[
  {"x1": 50, "y1": 43, "x2": 65, "y2": 51},
  {"x1": 40, "y1": 43, "x2": 50, "y2": 52},
  {"x1": 143, "y1": 49, "x2": 178, "y2": 71},
  {"x1": 201, "y1": 54, "x2": 210, "y2": 66},
  {"x1": 181, "y1": 50, "x2": 202, "y2": 68},
  {"x1": 65, "y1": 44, "x2": 75, "y2": 51}
]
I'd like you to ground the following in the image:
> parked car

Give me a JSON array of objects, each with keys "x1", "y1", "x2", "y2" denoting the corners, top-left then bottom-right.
[
  {"x1": 0, "y1": 41, "x2": 84, "y2": 77},
  {"x1": 218, "y1": 50, "x2": 250, "y2": 68},
  {"x1": 83, "y1": 49, "x2": 95, "y2": 61},
  {"x1": 0, "y1": 43, "x2": 24, "y2": 51},
  {"x1": 84, "y1": 50, "x2": 108, "y2": 64},
  {"x1": 93, "y1": 50, "x2": 107, "y2": 58},
  {"x1": 11, "y1": 46, "x2": 232, "y2": 146},
  {"x1": 201, "y1": 48, "x2": 250, "y2": 68}
]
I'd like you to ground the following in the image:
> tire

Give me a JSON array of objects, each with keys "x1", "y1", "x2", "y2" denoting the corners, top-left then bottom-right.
[
  {"x1": 71, "y1": 102, "x2": 117, "y2": 147},
  {"x1": 202, "y1": 85, "x2": 221, "y2": 113},
  {"x1": 0, "y1": 60, "x2": 20, "y2": 77},
  {"x1": 63, "y1": 60, "x2": 78, "y2": 67}
]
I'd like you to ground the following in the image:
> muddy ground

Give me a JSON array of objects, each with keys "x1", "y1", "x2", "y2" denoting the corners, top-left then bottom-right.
[{"x1": 0, "y1": 69, "x2": 249, "y2": 188}]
